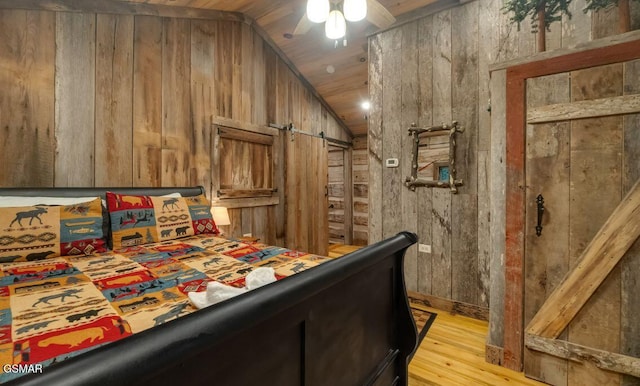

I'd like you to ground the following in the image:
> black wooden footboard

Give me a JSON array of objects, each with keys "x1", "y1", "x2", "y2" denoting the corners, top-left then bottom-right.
[{"x1": 1, "y1": 187, "x2": 418, "y2": 386}]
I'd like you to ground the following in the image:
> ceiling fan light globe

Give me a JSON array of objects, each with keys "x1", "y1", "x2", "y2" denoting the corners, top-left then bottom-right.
[
  {"x1": 325, "y1": 9, "x2": 346, "y2": 39},
  {"x1": 343, "y1": 0, "x2": 367, "y2": 22},
  {"x1": 307, "y1": 0, "x2": 330, "y2": 23}
]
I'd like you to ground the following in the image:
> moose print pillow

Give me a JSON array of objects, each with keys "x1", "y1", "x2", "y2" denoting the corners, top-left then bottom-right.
[
  {"x1": 0, "y1": 198, "x2": 107, "y2": 263},
  {"x1": 105, "y1": 192, "x2": 219, "y2": 250}
]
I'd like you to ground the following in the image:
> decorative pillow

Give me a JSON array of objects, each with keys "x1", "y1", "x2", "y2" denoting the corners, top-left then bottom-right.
[
  {"x1": 0, "y1": 196, "x2": 100, "y2": 207},
  {"x1": 106, "y1": 192, "x2": 218, "y2": 249},
  {"x1": 0, "y1": 198, "x2": 107, "y2": 263},
  {"x1": 0, "y1": 196, "x2": 111, "y2": 243}
]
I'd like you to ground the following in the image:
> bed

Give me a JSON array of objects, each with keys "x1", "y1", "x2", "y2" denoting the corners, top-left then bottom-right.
[{"x1": 0, "y1": 186, "x2": 418, "y2": 386}]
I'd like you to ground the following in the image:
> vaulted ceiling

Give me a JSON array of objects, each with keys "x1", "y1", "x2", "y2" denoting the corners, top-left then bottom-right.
[{"x1": 121, "y1": 0, "x2": 459, "y2": 136}]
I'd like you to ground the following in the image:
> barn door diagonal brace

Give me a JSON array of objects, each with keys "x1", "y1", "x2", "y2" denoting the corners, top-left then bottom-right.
[{"x1": 526, "y1": 178, "x2": 640, "y2": 339}]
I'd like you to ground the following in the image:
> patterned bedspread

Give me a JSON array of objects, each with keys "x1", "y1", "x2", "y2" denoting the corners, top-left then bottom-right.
[{"x1": 0, "y1": 235, "x2": 330, "y2": 381}]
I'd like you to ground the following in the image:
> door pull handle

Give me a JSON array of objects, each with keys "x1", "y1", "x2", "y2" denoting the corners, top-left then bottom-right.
[{"x1": 536, "y1": 194, "x2": 545, "y2": 237}]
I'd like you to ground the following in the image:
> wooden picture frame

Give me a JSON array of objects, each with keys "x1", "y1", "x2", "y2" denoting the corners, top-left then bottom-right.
[{"x1": 404, "y1": 121, "x2": 463, "y2": 193}]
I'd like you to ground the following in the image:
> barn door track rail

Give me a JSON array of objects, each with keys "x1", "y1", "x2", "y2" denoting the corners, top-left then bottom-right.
[{"x1": 268, "y1": 123, "x2": 352, "y2": 147}]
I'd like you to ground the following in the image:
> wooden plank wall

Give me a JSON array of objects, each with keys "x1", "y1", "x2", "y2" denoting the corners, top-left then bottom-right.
[
  {"x1": 328, "y1": 145, "x2": 346, "y2": 244},
  {"x1": 368, "y1": 2, "x2": 484, "y2": 296},
  {"x1": 352, "y1": 136, "x2": 368, "y2": 246},
  {"x1": 55, "y1": 12, "x2": 96, "y2": 186},
  {"x1": 368, "y1": 0, "x2": 640, "y2": 371},
  {"x1": 0, "y1": 8, "x2": 350, "y2": 253},
  {"x1": 0, "y1": 10, "x2": 55, "y2": 187}
]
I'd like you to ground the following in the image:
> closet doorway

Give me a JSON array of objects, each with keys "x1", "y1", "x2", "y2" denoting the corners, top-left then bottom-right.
[{"x1": 327, "y1": 145, "x2": 353, "y2": 245}]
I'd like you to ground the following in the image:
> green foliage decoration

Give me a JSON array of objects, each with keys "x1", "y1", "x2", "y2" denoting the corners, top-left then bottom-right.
[{"x1": 503, "y1": 0, "x2": 573, "y2": 32}]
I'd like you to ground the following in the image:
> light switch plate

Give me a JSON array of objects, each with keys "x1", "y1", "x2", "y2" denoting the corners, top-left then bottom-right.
[
  {"x1": 385, "y1": 158, "x2": 399, "y2": 168},
  {"x1": 418, "y1": 244, "x2": 431, "y2": 253}
]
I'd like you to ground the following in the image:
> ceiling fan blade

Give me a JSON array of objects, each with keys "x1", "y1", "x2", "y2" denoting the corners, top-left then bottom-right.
[
  {"x1": 366, "y1": 0, "x2": 396, "y2": 29},
  {"x1": 293, "y1": 13, "x2": 313, "y2": 35}
]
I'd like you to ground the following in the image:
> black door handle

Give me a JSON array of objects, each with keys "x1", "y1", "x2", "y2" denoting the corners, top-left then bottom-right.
[{"x1": 536, "y1": 194, "x2": 544, "y2": 237}]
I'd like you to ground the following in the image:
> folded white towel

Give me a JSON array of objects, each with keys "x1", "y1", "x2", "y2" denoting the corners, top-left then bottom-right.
[
  {"x1": 245, "y1": 267, "x2": 277, "y2": 290},
  {"x1": 188, "y1": 267, "x2": 276, "y2": 309},
  {"x1": 188, "y1": 282, "x2": 246, "y2": 309}
]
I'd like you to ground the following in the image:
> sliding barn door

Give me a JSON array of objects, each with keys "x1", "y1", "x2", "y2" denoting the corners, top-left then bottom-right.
[
  {"x1": 524, "y1": 61, "x2": 640, "y2": 385},
  {"x1": 285, "y1": 133, "x2": 328, "y2": 256}
]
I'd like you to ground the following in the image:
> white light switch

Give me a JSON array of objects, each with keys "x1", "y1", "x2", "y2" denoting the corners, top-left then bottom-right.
[
  {"x1": 385, "y1": 158, "x2": 399, "y2": 168},
  {"x1": 418, "y1": 244, "x2": 431, "y2": 254}
]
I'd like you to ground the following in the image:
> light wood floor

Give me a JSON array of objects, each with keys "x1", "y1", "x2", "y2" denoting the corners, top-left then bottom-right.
[
  {"x1": 328, "y1": 243, "x2": 546, "y2": 386},
  {"x1": 409, "y1": 302, "x2": 545, "y2": 386},
  {"x1": 328, "y1": 243, "x2": 362, "y2": 258}
]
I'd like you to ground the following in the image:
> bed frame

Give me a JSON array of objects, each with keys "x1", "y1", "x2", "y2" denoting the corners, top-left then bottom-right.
[{"x1": 1, "y1": 187, "x2": 418, "y2": 386}]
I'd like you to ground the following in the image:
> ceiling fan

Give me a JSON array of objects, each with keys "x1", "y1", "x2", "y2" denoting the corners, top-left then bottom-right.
[{"x1": 292, "y1": 0, "x2": 396, "y2": 37}]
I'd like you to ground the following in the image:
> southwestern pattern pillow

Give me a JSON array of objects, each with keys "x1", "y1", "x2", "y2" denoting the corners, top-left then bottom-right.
[
  {"x1": 0, "y1": 198, "x2": 107, "y2": 263},
  {"x1": 106, "y1": 192, "x2": 218, "y2": 250}
]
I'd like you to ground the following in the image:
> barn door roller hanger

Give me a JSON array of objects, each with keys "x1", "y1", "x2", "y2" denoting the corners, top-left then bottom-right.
[{"x1": 405, "y1": 121, "x2": 464, "y2": 193}]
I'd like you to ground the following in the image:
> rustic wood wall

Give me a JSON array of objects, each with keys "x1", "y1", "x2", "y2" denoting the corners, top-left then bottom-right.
[
  {"x1": 368, "y1": 0, "x2": 640, "y2": 380},
  {"x1": 352, "y1": 136, "x2": 368, "y2": 246},
  {"x1": 0, "y1": 8, "x2": 350, "y2": 254},
  {"x1": 328, "y1": 145, "x2": 349, "y2": 244},
  {"x1": 369, "y1": 1, "x2": 484, "y2": 304}
]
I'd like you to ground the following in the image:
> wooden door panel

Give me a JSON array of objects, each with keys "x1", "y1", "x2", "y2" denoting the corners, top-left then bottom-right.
[
  {"x1": 285, "y1": 134, "x2": 328, "y2": 256},
  {"x1": 566, "y1": 65, "x2": 624, "y2": 386},
  {"x1": 524, "y1": 73, "x2": 572, "y2": 385},
  {"x1": 503, "y1": 38, "x2": 640, "y2": 379},
  {"x1": 523, "y1": 61, "x2": 638, "y2": 385}
]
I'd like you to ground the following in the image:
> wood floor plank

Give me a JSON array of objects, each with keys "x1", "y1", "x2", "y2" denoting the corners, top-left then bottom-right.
[
  {"x1": 409, "y1": 305, "x2": 547, "y2": 386},
  {"x1": 411, "y1": 353, "x2": 486, "y2": 386},
  {"x1": 327, "y1": 243, "x2": 361, "y2": 258}
]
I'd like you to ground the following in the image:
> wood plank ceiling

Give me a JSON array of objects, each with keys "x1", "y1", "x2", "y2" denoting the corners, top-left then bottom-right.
[{"x1": 118, "y1": 0, "x2": 450, "y2": 136}]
